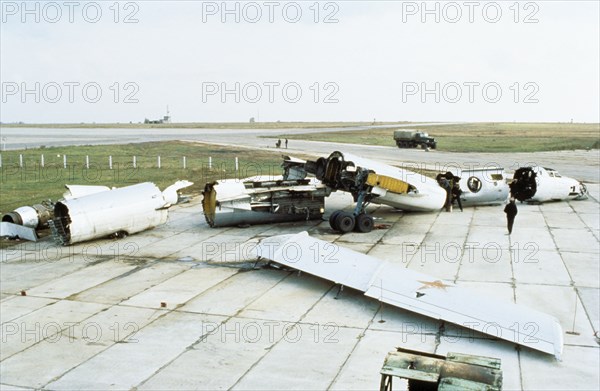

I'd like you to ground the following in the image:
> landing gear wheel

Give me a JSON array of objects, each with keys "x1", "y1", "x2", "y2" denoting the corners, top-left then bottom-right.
[
  {"x1": 329, "y1": 210, "x2": 343, "y2": 230},
  {"x1": 355, "y1": 214, "x2": 374, "y2": 233},
  {"x1": 335, "y1": 212, "x2": 356, "y2": 233},
  {"x1": 114, "y1": 230, "x2": 128, "y2": 239}
]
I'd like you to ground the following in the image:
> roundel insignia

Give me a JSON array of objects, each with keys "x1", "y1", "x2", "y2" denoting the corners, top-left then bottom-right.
[{"x1": 467, "y1": 176, "x2": 482, "y2": 193}]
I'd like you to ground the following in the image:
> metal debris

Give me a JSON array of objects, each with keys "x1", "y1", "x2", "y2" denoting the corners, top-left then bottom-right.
[{"x1": 380, "y1": 348, "x2": 503, "y2": 391}]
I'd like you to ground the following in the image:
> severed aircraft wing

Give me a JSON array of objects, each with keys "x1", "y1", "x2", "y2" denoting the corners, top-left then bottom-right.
[{"x1": 251, "y1": 232, "x2": 564, "y2": 359}]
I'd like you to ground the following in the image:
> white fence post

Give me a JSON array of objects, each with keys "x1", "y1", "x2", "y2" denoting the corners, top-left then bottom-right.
[
  {"x1": 133, "y1": 156, "x2": 136, "y2": 169},
  {"x1": 183, "y1": 156, "x2": 187, "y2": 169},
  {"x1": 19, "y1": 154, "x2": 23, "y2": 168},
  {"x1": 41, "y1": 154, "x2": 44, "y2": 168},
  {"x1": 158, "y1": 156, "x2": 161, "y2": 169},
  {"x1": 208, "y1": 156, "x2": 212, "y2": 169},
  {"x1": 63, "y1": 155, "x2": 67, "y2": 169},
  {"x1": 109, "y1": 155, "x2": 113, "y2": 170},
  {"x1": 86, "y1": 155, "x2": 89, "y2": 169}
]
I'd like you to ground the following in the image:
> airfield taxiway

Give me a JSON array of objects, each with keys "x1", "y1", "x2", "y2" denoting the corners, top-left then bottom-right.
[{"x1": 1, "y1": 185, "x2": 599, "y2": 390}]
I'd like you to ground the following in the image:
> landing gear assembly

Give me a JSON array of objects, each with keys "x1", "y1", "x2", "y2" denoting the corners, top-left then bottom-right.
[
  {"x1": 329, "y1": 210, "x2": 374, "y2": 233},
  {"x1": 329, "y1": 188, "x2": 374, "y2": 233}
]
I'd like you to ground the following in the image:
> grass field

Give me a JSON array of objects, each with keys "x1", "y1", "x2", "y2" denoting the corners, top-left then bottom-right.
[
  {"x1": 0, "y1": 141, "x2": 287, "y2": 213},
  {"x1": 275, "y1": 122, "x2": 600, "y2": 152}
]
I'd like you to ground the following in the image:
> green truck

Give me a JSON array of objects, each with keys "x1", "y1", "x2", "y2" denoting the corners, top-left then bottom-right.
[{"x1": 393, "y1": 130, "x2": 437, "y2": 149}]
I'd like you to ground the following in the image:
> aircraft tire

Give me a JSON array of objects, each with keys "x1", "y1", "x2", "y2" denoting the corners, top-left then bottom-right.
[
  {"x1": 329, "y1": 210, "x2": 343, "y2": 230},
  {"x1": 335, "y1": 212, "x2": 355, "y2": 233},
  {"x1": 355, "y1": 214, "x2": 374, "y2": 233}
]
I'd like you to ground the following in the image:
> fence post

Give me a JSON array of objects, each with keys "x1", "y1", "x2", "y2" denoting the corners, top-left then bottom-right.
[
  {"x1": 86, "y1": 155, "x2": 89, "y2": 169},
  {"x1": 133, "y1": 155, "x2": 136, "y2": 169},
  {"x1": 158, "y1": 156, "x2": 161, "y2": 169},
  {"x1": 235, "y1": 157, "x2": 239, "y2": 172},
  {"x1": 208, "y1": 156, "x2": 212, "y2": 169},
  {"x1": 41, "y1": 154, "x2": 44, "y2": 168},
  {"x1": 183, "y1": 156, "x2": 187, "y2": 169},
  {"x1": 19, "y1": 154, "x2": 23, "y2": 168},
  {"x1": 0, "y1": 154, "x2": 2, "y2": 168},
  {"x1": 63, "y1": 155, "x2": 67, "y2": 169},
  {"x1": 109, "y1": 155, "x2": 113, "y2": 170}
]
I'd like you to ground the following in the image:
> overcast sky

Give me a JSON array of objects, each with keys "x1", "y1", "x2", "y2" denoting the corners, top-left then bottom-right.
[{"x1": 1, "y1": 0, "x2": 599, "y2": 123}]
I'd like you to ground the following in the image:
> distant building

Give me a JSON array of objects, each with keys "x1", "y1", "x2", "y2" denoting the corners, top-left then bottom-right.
[{"x1": 144, "y1": 106, "x2": 171, "y2": 124}]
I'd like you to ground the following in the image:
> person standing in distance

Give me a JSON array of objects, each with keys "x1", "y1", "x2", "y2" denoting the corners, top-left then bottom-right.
[{"x1": 504, "y1": 198, "x2": 518, "y2": 234}]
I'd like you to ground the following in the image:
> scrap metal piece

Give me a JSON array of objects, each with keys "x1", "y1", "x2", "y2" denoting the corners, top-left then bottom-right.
[
  {"x1": 0, "y1": 222, "x2": 38, "y2": 241},
  {"x1": 510, "y1": 166, "x2": 588, "y2": 202},
  {"x1": 63, "y1": 185, "x2": 111, "y2": 200},
  {"x1": 2, "y1": 203, "x2": 53, "y2": 229},
  {"x1": 379, "y1": 348, "x2": 502, "y2": 391},
  {"x1": 252, "y1": 232, "x2": 564, "y2": 359},
  {"x1": 202, "y1": 177, "x2": 330, "y2": 228},
  {"x1": 49, "y1": 181, "x2": 192, "y2": 245},
  {"x1": 162, "y1": 180, "x2": 194, "y2": 206}
]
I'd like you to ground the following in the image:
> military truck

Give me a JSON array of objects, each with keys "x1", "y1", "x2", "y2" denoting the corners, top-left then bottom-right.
[{"x1": 393, "y1": 130, "x2": 437, "y2": 149}]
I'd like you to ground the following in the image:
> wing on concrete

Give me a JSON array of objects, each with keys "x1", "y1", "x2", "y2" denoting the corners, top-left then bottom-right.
[{"x1": 252, "y1": 231, "x2": 564, "y2": 359}]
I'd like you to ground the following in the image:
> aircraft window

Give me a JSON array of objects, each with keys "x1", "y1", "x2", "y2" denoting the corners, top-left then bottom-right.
[{"x1": 467, "y1": 176, "x2": 482, "y2": 193}]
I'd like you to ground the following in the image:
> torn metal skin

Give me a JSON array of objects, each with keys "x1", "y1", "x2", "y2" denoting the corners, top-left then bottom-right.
[
  {"x1": 510, "y1": 166, "x2": 588, "y2": 203},
  {"x1": 202, "y1": 177, "x2": 330, "y2": 228}
]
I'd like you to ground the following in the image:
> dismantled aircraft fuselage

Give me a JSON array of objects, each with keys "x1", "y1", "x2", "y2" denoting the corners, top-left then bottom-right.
[
  {"x1": 510, "y1": 166, "x2": 587, "y2": 203},
  {"x1": 202, "y1": 177, "x2": 330, "y2": 228},
  {"x1": 284, "y1": 151, "x2": 447, "y2": 233},
  {"x1": 49, "y1": 181, "x2": 192, "y2": 245},
  {"x1": 437, "y1": 168, "x2": 510, "y2": 208},
  {"x1": 202, "y1": 152, "x2": 519, "y2": 233}
]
